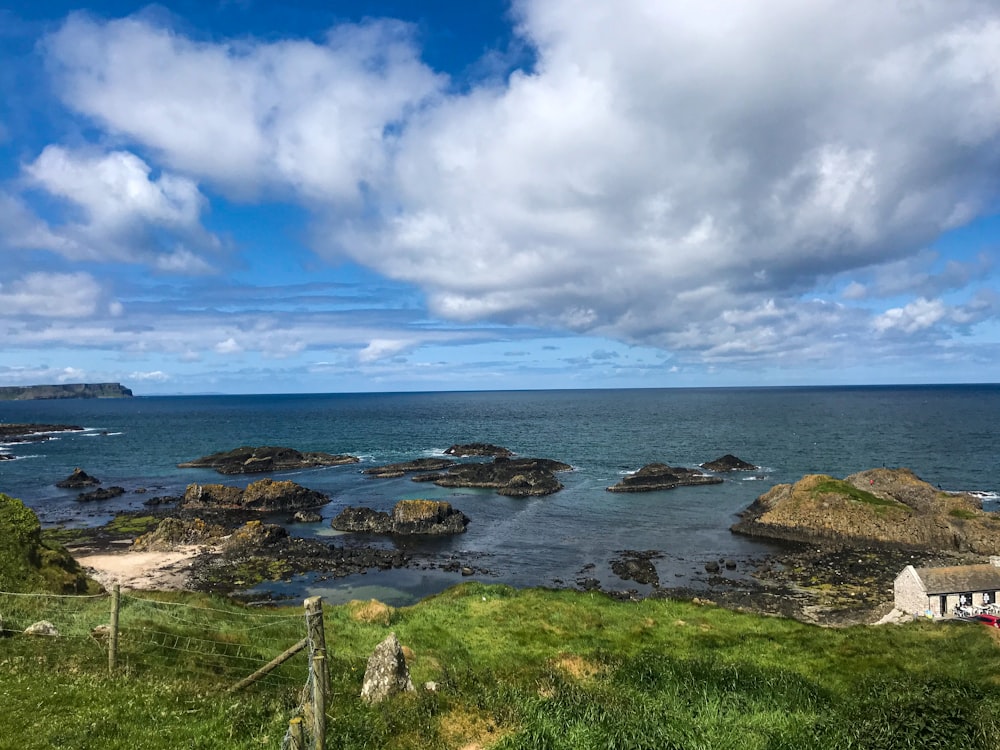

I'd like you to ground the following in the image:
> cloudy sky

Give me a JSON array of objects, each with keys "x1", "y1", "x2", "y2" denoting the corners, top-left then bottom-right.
[{"x1": 2, "y1": 0, "x2": 999, "y2": 395}]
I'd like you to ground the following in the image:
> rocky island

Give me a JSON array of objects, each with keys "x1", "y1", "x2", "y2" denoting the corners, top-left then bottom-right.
[
  {"x1": 607, "y1": 463, "x2": 723, "y2": 492},
  {"x1": 0, "y1": 383, "x2": 132, "y2": 400},
  {"x1": 415, "y1": 456, "x2": 572, "y2": 497},
  {"x1": 178, "y1": 446, "x2": 360, "y2": 474},
  {"x1": 332, "y1": 499, "x2": 470, "y2": 535},
  {"x1": 180, "y1": 478, "x2": 329, "y2": 512},
  {"x1": 732, "y1": 467, "x2": 1000, "y2": 555}
]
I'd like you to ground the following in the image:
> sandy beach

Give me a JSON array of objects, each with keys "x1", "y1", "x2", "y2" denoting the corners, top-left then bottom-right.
[{"x1": 71, "y1": 544, "x2": 208, "y2": 591}]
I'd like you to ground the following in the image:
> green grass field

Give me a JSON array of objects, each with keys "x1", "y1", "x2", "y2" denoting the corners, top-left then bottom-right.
[{"x1": 1, "y1": 583, "x2": 999, "y2": 749}]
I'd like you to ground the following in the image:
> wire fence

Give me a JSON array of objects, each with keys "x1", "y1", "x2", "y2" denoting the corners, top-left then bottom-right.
[{"x1": 0, "y1": 589, "x2": 330, "y2": 748}]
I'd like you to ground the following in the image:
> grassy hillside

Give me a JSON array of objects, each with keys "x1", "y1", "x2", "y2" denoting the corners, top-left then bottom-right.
[{"x1": 1, "y1": 583, "x2": 998, "y2": 749}]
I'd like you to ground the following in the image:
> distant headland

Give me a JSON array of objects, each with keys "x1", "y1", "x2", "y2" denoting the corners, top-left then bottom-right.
[{"x1": 0, "y1": 383, "x2": 133, "y2": 401}]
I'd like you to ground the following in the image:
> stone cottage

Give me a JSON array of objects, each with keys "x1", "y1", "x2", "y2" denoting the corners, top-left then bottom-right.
[{"x1": 894, "y1": 556, "x2": 1000, "y2": 617}]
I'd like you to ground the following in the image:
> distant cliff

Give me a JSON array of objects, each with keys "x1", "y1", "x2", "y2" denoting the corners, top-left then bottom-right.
[{"x1": 0, "y1": 383, "x2": 133, "y2": 401}]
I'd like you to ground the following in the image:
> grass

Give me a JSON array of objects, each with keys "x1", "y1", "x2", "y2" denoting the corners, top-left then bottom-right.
[
  {"x1": 809, "y1": 478, "x2": 907, "y2": 510},
  {"x1": 948, "y1": 508, "x2": 979, "y2": 520},
  {"x1": 1, "y1": 583, "x2": 999, "y2": 749}
]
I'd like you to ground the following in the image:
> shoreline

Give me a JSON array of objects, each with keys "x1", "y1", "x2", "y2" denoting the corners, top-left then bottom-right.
[{"x1": 70, "y1": 543, "x2": 210, "y2": 591}]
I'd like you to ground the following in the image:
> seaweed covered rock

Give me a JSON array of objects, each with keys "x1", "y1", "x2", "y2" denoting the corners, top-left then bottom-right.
[
  {"x1": 607, "y1": 463, "x2": 723, "y2": 492},
  {"x1": 180, "y1": 478, "x2": 329, "y2": 512},
  {"x1": 700, "y1": 454, "x2": 759, "y2": 472},
  {"x1": 178, "y1": 445, "x2": 359, "y2": 475},
  {"x1": 419, "y1": 457, "x2": 571, "y2": 497},
  {"x1": 444, "y1": 443, "x2": 513, "y2": 458},
  {"x1": 732, "y1": 468, "x2": 1000, "y2": 554},
  {"x1": 0, "y1": 493, "x2": 94, "y2": 593},
  {"x1": 332, "y1": 500, "x2": 469, "y2": 535}
]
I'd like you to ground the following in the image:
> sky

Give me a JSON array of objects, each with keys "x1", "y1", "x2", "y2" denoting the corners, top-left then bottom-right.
[{"x1": 1, "y1": 0, "x2": 999, "y2": 395}]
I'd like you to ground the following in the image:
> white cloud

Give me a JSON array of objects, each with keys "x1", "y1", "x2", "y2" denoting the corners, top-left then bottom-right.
[
  {"x1": 0, "y1": 272, "x2": 101, "y2": 317},
  {"x1": 128, "y1": 370, "x2": 170, "y2": 383},
  {"x1": 31, "y1": 2, "x2": 1000, "y2": 371},
  {"x1": 214, "y1": 337, "x2": 243, "y2": 354}
]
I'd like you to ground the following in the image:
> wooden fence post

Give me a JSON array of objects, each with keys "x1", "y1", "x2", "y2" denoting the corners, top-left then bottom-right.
[
  {"x1": 287, "y1": 716, "x2": 305, "y2": 750},
  {"x1": 304, "y1": 596, "x2": 328, "y2": 750},
  {"x1": 109, "y1": 584, "x2": 120, "y2": 675}
]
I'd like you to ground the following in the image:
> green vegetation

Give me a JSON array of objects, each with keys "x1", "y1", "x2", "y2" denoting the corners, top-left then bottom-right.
[
  {"x1": 0, "y1": 493, "x2": 96, "y2": 594},
  {"x1": 810, "y1": 478, "x2": 907, "y2": 510},
  {"x1": 0, "y1": 583, "x2": 998, "y2": 749},
  {"x1": 948, "y1": 508, "x2": 979, "y2": 520}
]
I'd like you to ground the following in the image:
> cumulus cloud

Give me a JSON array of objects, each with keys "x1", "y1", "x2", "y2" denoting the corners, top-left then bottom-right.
[
  {"x1": 32, "y1": 1, "x2": 1000, "y2": 370},
  {"x1": 19, "y1": 146, "x2": 220, "y2": 270},
  {"x1": 0, "y1": 272, "x2": 102, "y2": 317}
]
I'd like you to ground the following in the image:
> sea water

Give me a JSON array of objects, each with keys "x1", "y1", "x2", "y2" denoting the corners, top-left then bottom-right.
[{"x1": 1, "y1": 385, "x2": 997, "y2": 603}]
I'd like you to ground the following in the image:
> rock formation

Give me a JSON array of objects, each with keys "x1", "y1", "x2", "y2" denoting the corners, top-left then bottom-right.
[
  {"x1": 363, "y1": 457, "x2": 455, "y2": 478},
  {"x1": 332, "y1": 500, "x2": 469, "y2": 535},
  {"x1": 178, "y1": 446, "x2": 359, "y2": 475},
  {"x1": 732, "y1": 468, "x2": 1000, "y2": 555},
  {"x1": 360, "y1": 633, "x2": 415, "y2": 703},
  {"x1": 56, "y1": 468, "x2": 101, "y2": 488},
  {"x1": 1, "y1": 424, "x2": 84, "y2": 443},
  {"x1": 444, "y1": 443, "x2": 513, "y2": 457},
  {"x1": 180, "y1": 478, "x2": 329, "y2": 512},
  {"x1": 700, "y1": 454, "x2": 759, "y2": 472},
  {"x1": 417, "y1": 456, "x2": 571, "y2": 497},
  {"x1": 607, "y1": 463, "x2": 723, "y2": 492},
  {"x1": 77, "y1": 486, "x2": 126, "y2": 502}
]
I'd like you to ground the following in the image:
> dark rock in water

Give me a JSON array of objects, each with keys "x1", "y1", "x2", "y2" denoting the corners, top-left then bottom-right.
[
  {"x1": 725, "y1": 559, "x2": 737, "y2": 570},
  {"x1": 332, "y1": 500, "x2": 469, "y2": 535},
  {"x1": 0, "y1": 454, "x2": 13, "y2": 461},
  {"x1": 180, "y1": 478, "x2": 329, "y2": 512},
  {"x1": 444, "y1": 443, "x2": 513, "y2": 458},
  {"x1": 607, "y1": 463, "x2": 723, "y2": 492},
  {"x1": 143, "y1": 495, "x2": 179, "y2": 506},
  {"x1": 77, "y1": 486, "x2": 125, "y2": 502},
  {"x1": 363, "y1": 457, "x2": 455, "y2": 478},
  {"x1": 422, "y1": 456, "x2": 571, "y2": 497},
  {"x1": 0, "y1": 423, "x2": 84, "y2": 443},
  {"x1": 611, "y1": 550, "x2": 661, "y2": 586},
  {"x1": 292, "y1": 510, "x2": 322, "y2": 523},
  {"x1": 700, "y1": 454, "x2": 759, "y2": 472},
  {"x1": 57, "y1": 468, "x2": 101, "y2": 488},
  {"x1": 178, "y1": 445, "x2": 359, "y2": 475},
  {"x1": 704, "y1": 560, "x2": 721, "y2": 574}
]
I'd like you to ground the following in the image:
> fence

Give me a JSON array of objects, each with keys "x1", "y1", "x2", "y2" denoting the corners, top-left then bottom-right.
[{"x1": 0, "y1": 588, "x2": 331, "y2": 749}]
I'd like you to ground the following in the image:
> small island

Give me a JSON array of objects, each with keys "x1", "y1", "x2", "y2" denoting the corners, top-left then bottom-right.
[{"x1": 0, "y1": 383, "x2": 132, "y2": 400}]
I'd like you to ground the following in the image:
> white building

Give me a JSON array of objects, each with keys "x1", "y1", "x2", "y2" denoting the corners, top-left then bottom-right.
[{"x1": 894, "y1": 556, "x2": 1000, "y2": 616}]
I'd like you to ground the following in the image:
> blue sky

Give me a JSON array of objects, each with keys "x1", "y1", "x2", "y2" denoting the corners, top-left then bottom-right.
[{"x1": 1, "y1": 0, "x2": 998, "y2": 395}]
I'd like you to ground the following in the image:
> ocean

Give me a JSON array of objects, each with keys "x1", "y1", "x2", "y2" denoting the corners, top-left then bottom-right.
[{"x1": 2, "y1": 385, "x2": 998, "y2": 604}]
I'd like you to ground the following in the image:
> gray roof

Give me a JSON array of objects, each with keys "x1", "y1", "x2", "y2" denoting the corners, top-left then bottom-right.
[{"x1": 913, "y1": 564, "x2": 1000, "y2": 594}]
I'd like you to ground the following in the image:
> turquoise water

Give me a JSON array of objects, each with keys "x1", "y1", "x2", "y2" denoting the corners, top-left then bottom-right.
[{"x1": 2, "y1": 385, "x2": 997, "y2": 603}]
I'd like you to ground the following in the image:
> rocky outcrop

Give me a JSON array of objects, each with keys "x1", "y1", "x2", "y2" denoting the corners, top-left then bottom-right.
[
  {"x1": 416, "y1": 456, "x2": 571, "y2": 497},
  {"x1": 1, "y1": 424, "x2": 84, "y2": 443},
  {"x1": 178, "y1": 446, "x2": 359, "y2": 475},
  {"x1": 611, "y1": 550, "x2": 662, "y2": 586},
  {"x1": 77, "y1": 486, "x2": 125, "y2": 502},
  {"x1": 0, "y1": 383, "x2": 132, "y2": 400},
  {"x1": 332, "y1": 500, "x2": 469, "y2": 535},
  {"x1": 133, "y1": 517, "x2": 229, "y2": 551},
  {"x1": 363, "y1": 458, "x2": 455, "y2": 478},
  {"x1": 361, "y1": 633, "x2": 415, "y2": 703},
  {"x1": 56, "y1": 468, "x2": 101, "y2": 488},
  {"x1": 607, "y1": 463, "x2": 723, "y2": 492},
  {"x1": 444, "y1": 443, "x2": 513, "y2": 458},
  {"x1": 700, "y1": 454, "x2": 759, "y2": 472},
  {"x1": 180, "y1": 478, "x2": 329, "y2": 512},
  {"x1": 732, "y1": 468, "x2": 1000, "y2": 555}
]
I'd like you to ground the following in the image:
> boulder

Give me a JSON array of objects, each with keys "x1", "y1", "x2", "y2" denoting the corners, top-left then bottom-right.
[
  {"x1": 607, "y1": 463, "x2": 723, "y2": 492},
  {"x1": 132, "y1": 517, "x2": 228, "y2": 552},
  {"x1": 180, "y1": 478, "x2": 329, "y2": 512},
  {"x1": 610, "y1": 551, "x2": 661, "y2": 586},
  {"x1": 56, "y1": 468, "x2": 101, "y2": 488},
  {"x1": 24, "y1": 620, "x2": 59, "y2": 637},
  {"x1": 700, "y1": 454, "x2": 759, "y2": 472},
  {"x1": 331, "y1": 506, "x2": 392, "y2": 533},
  {"x1": 291, "y1": 510, "x2": 322, "y2": 523},
  {"x1": 178, "y1": 446, "x2": 359, "y2": 475},
  {"x1": 360, "y1": 632, "x2": 415, "y2": 703},
  {"x1": 444, "y1": 443, "x2": 513, "y2": 458}
]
